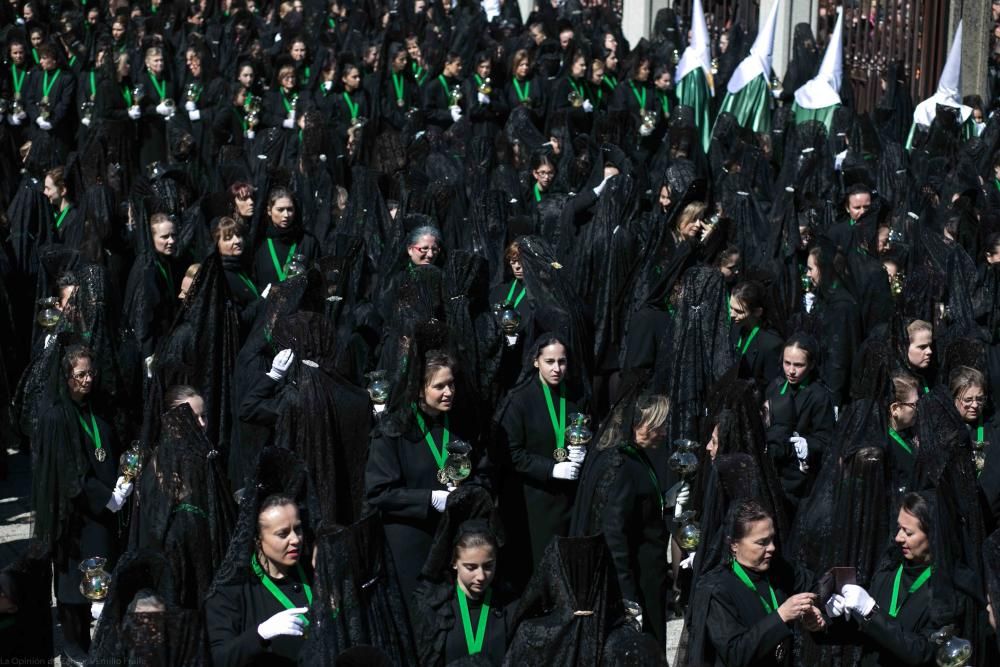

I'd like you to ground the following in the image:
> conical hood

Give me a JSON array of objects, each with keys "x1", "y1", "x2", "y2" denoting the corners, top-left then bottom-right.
[
  {"x1": 675, "y1": 0, "x2": 714, "y2": 93},
  {"x1": 911, "y1": 21, "x2": 972, "y2": 127},
  {"x1": 727, "y1": 0, "x2": 781, "y2": 94},
  {"x1": 793, "y1": 6, "x2": 843, "y2": 109}
]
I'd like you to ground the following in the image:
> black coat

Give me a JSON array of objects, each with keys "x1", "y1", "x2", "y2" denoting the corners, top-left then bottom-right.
[
  {"x1": 136, "y1": 69, "x2": 177, "y2": 168},
  {"x1": 422, "y1": 73, "x2": 461, "y2": 130},
  {"x1": 688, "y1": 559, "x2": 805, "y2": 667},
  {"x1": 380, "y1": 70, "x2": 420, "y2": 131},
  {"x1": 205, "y1": 571, "x2": 311, "y2": 667},
  {"x1": 251, "y1": 227, "x2": 319, "y2": 288},
  {"x1": 496, "y1": 378, "x2": 583, "y2": 587},
  {"x1": 411, "y1": 580, "x2": 516, "y2": 667},
  {"x1": 731, "y1": 323, "x2": 783, "y2": 391},
  {"x1": 365, "y1": 409, "x2": 484, "y2": 598},
  {"x1": 25, "y1": 66, "x2": 77, "y2": 156},
  {"x1": 764, "y1": 376, "x2": 835, "y2": 506},
  {"x1": 570, "y1": 443, "x2": 669, "y2": 643}
]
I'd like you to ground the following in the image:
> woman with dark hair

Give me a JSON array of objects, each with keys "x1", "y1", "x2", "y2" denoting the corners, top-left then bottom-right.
[
  {"x1": 523, "y1": 152, "x2": 557, "y2": 214},
  {"x1": 687, "y1": 499, "x2": 824, "y2": 667},
  {"x1": 764, "y1": 334, "x2": 836, "y2": 512},
  {"x1": 214, "y1": 216, "x2": 258, "y2": 308},
  {"x1": 31, "y1": 343, "x2": 130, "y2": 664},
  {"x1": 251, "y1": 187, "x2": 318, "y2": 288},
  {"x1": 332, "y1": 61, "x2": 370, "y2": 157},
  {"x1": 205, "y1": 493, "x2": 312, "y2": 667},
  {"x1": 229, "y1": 181, "x2": 255, "y2": 226},
  {"x1": 461, "y1": 51, "x2": 505, "y2": 140},
  {"x1": 365, "y1": 349, "x2": 484, "y2": 598},
  {"x1": 549, "y1": 47, "x2": 594, "y2": 134},
  {"x1": 495, "y1": 334, "x2": 587, "y2": 589},
  {"x1": 412, "y1": 515, "x2": 516, "y2": 665},
  {"x1": 25, "y1": 43, "x2": 76, "y2": 159},
  {"x1": 611, "y1": 51, "x2": 655, "y2": 139},
  {"x1": 822, "y1": 492, "x2": 941, "y2": 665},
  {"x1": 41, "y1": 165, "x2": 81, "y2": 244},
  {"x1": 380, "y1": 42, "x2": 419, "y2": 131},
  {"x1": 286, "y1": 36, "x2": 315, "y2": 91},
  {"x1": 423, "y1": 52, "x2": 464, "y2": 131},
  {"x1": 729, "y1": 280, "x2": 783, "y2": 390},
  {"x1": 804, "y1": 242, "x2": 863, "y2": 406}
]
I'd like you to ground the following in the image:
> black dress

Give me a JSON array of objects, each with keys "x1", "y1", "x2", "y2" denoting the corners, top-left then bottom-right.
[
  {"x1": 365, "y1": 408, "x2": 481, "y2": 599},
  {"x1": 205, "y1": 567, "x2": 312, "y2": 667},
  {"x1": 411, "y1": 580, "x2": 516, "y2": 667},
  {"x1": 422, "y1": 73, "x2": 461, "y2": 131},
  {"x1": 251, "y1": 225, "x2": 319, "y2": 288},
  {"x1": 821, "y1": 563, "x2": 937, "y2": 666},
  {"x1": 136, "y1": 69, "x2": 176, "y2": 168},
  {"x1": 886, "y1": 426, "x2": 917, "y2": 503},
  {"x1": 496, "y1": 378, "x2": 583, "y2": 587},
  {"x1": 25, "y1": 65, "x2": 77, "y2": 158},
  {"x1": 764, "y1": 376, "x2": 836, "y2": 509},
  {"x1": 731, "y1": 323, "x2": 783, "y2": 391},
  {"x1": 688, "y1": 558, "x2": 805, "y2": 667},
  {"x1": 570, "y1": 442, "x2": 670, "y2": 643}
]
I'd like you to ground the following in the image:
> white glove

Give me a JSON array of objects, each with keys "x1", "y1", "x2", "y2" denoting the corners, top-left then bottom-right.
[
  {"x1": 840, "y1": 584, "x2": 876, "y2": 618},
  {"x1": 36, "y1": 117, "x2": 52, "y2": 130},
  {"x1": 639, "y1": 123, "x2": 653, "y2": 137},
  {"x1": 267, "y1": 349, "x2": 295, "y2": 381},
  {"x1": 91, "y1": 601, "x2": 105, "y2": 620},
  {"x1": 790, "y1": 434, "x2": 809, "y2": 460},
  {"x1": 679, "y1": 552, "x2": 696, "y2": 569},
  {"x1": 592, "y1": 177, "x2": 610, "y2": 197},
  {"x1": 477, "y1": 92, "x2": 490, "y2": 104},
  {"x1": 8, "y1": 113, "x2": 21, "y2": 125},
  {"x1": 80, "y1": 115, "x2": 90, "y2": 126},
  {"x1": 188, "y1": 109, "x2": 201, "y2": 121},
  {"x1": 552, "y1": 461, "x2": 580, "y2": 480},
  {"x1": 260, "y1": 283, "x2": 272, "y2": 299},
  {"x1": 185, "y1": 100, "x2": 197, "y2": 112},
  {"x1": 567, "y1": 446, "x2": 586, "y2": 464},
  {"x1": 282, "y1": 117, "x2": 295, "y2": 129},
  {"x1": 155, "y1": 102, "x2": 171, "y2": 116},
  {"x1": 804, "y1": 292, "x2": 816, "y2": 313},
  {"x1": 246, "y1": 129, "x2": 256, "y2": 140},
  {"x1": 128, "y1": 105, "x2": 141, "y2": 120},
  {"x1": 449, "y1": 106, "x2": 462, "y2": 122},
  {"x1": 505, "y1": 334, "x2": 518, "y2": 347},
  {"x1": 106, "y1": 477, "x2": 134, "y2": 513},
  {"x1": 257, "y1": 607, "x2": 309, "y2": 640},
  {"x1": 582, "y1": 99, "x2": 594, "y2": 113},
  {"x1": 431, "y1": 490, "x2": 450, "y2": 512},
  {"x1": 675, "y1": 482, "x2": 691, "y2": 508},
  {"x1": 144, "y1": 355, "x2": 155, "y2": 379},
  {"x1": 825, "y1": 593, "x2": 846, "y2": 618}
]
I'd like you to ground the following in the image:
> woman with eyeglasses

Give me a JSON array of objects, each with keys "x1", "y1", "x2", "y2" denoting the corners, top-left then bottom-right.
[
  {"x1": 406, "y1": 226, "x2": 443, "y2": 268},
  {"x1": 523, "y1": 153, "x2": 556, "y2": 215},
  {"x1": 31, "y1": 344, "x2": 129, "y2": 663},
  {"x1": 950, "y1": 366, "x2": 999, "y2": 491}
]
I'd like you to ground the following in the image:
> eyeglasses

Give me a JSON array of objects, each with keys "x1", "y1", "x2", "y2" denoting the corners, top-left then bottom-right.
[
  {"x1": 72, "y1": 370, "x2": 96, "y2": 380},
  {"x1": 410, "y1": 245, "x2": 439, "y2": 255},
  {"x1": 960, "y1": 396, "x2": 987, "y2": 407}
]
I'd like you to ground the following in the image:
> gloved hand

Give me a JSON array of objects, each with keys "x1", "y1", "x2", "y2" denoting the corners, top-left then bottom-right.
[
  {"x1": 36, "y1": 117, "x2": 52, "y2": 130},
  {"x1": 582, "y1": 99, "x2": 594, "y2": 113},
  {"x1": 261, "y1": 283, "x2": 273, "y2": 299},
  {"x1": 825, "y1": 593, "x2": 846, "y2": 618},
  {"x1": 804, "y1": 292, "x2": 816, "y2": 313},
  {"x1": 188, "y1": 109, "x2": 201, "y2": 121},
  {"x1": 639, "y1": 123, "x2": 653, "y2": 137},
  {"x1": 675, "y1": 482, "x2": 691, "y2": 508},
  {"x1": 80, "y1": 115, "x2": 90, "y2": 126},
  {"x1": 477, "y1": 92, "x2": 490, "y2": 104},
  {"x1": 592, "y1": 176, "x2": 611, "y2": 197},
  {"x1": 144, "y1": 355, "x2": 155, "y2": 379},
  {"x1": 679, "y1": 552, "x2": 696, "y2": 569},
  {"x1": 449, "y1": 106, "x2": 462, "y2": 123},
  {"x1": 185, "y1": 100, "x2": 197, "y2": 112},
  {"x1": 246, "y1": 129, "x2": 256, "y2": 140},
  {"x1": 567, "y1": 446, "x2": 586, "y2": 464},
  {"x1": 257, "y1": 607, "x2": 309, "y2": 640},
  {"x1": 840, "y1": 584, "x2": 876, "y2": 618},
  {"x1": 155, "y1": 102, "x2": 171, "y2": 116},
  {"x1": 430, "y1": 490, "x2": 450, "y2": 512},
  {"x1": 105, "y1": 477, "x2": 134, "y2": 513},
  {"x1": 8, "y1": 113, "x2": 21, "y2": 126},
  {"x1": 282, "y1": 117, "x2": 295, "y2": 129},
  {"x1": 267, "y1": 349, "x2": 295, "y2": 381},
  {"x1": 128, "y1": 105, "x2": 141, "y2": 120},
  {"x1": 91, "y1": 601, "x2": 104, "y2": 621},
  {"x1": 790, "y1": 434, "x2": 809, "y2": 460},
  {"x1": 552, "y1": 461, "x2": 580, "y2": 480}
]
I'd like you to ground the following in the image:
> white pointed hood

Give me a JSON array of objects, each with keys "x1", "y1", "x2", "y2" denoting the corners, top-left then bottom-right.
[
  {"x1": 674, "y1": 0, "x2": 714, "y2": 94},
  {"x1": 727, "y1": 0, "x2": 781, "y2": 94},
  {"x1": 912, "y1": 21, "x2": 972, "y2": 127},
  {"x1": 793, "y1": 6, "x2": 843, "y2": 109}
]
